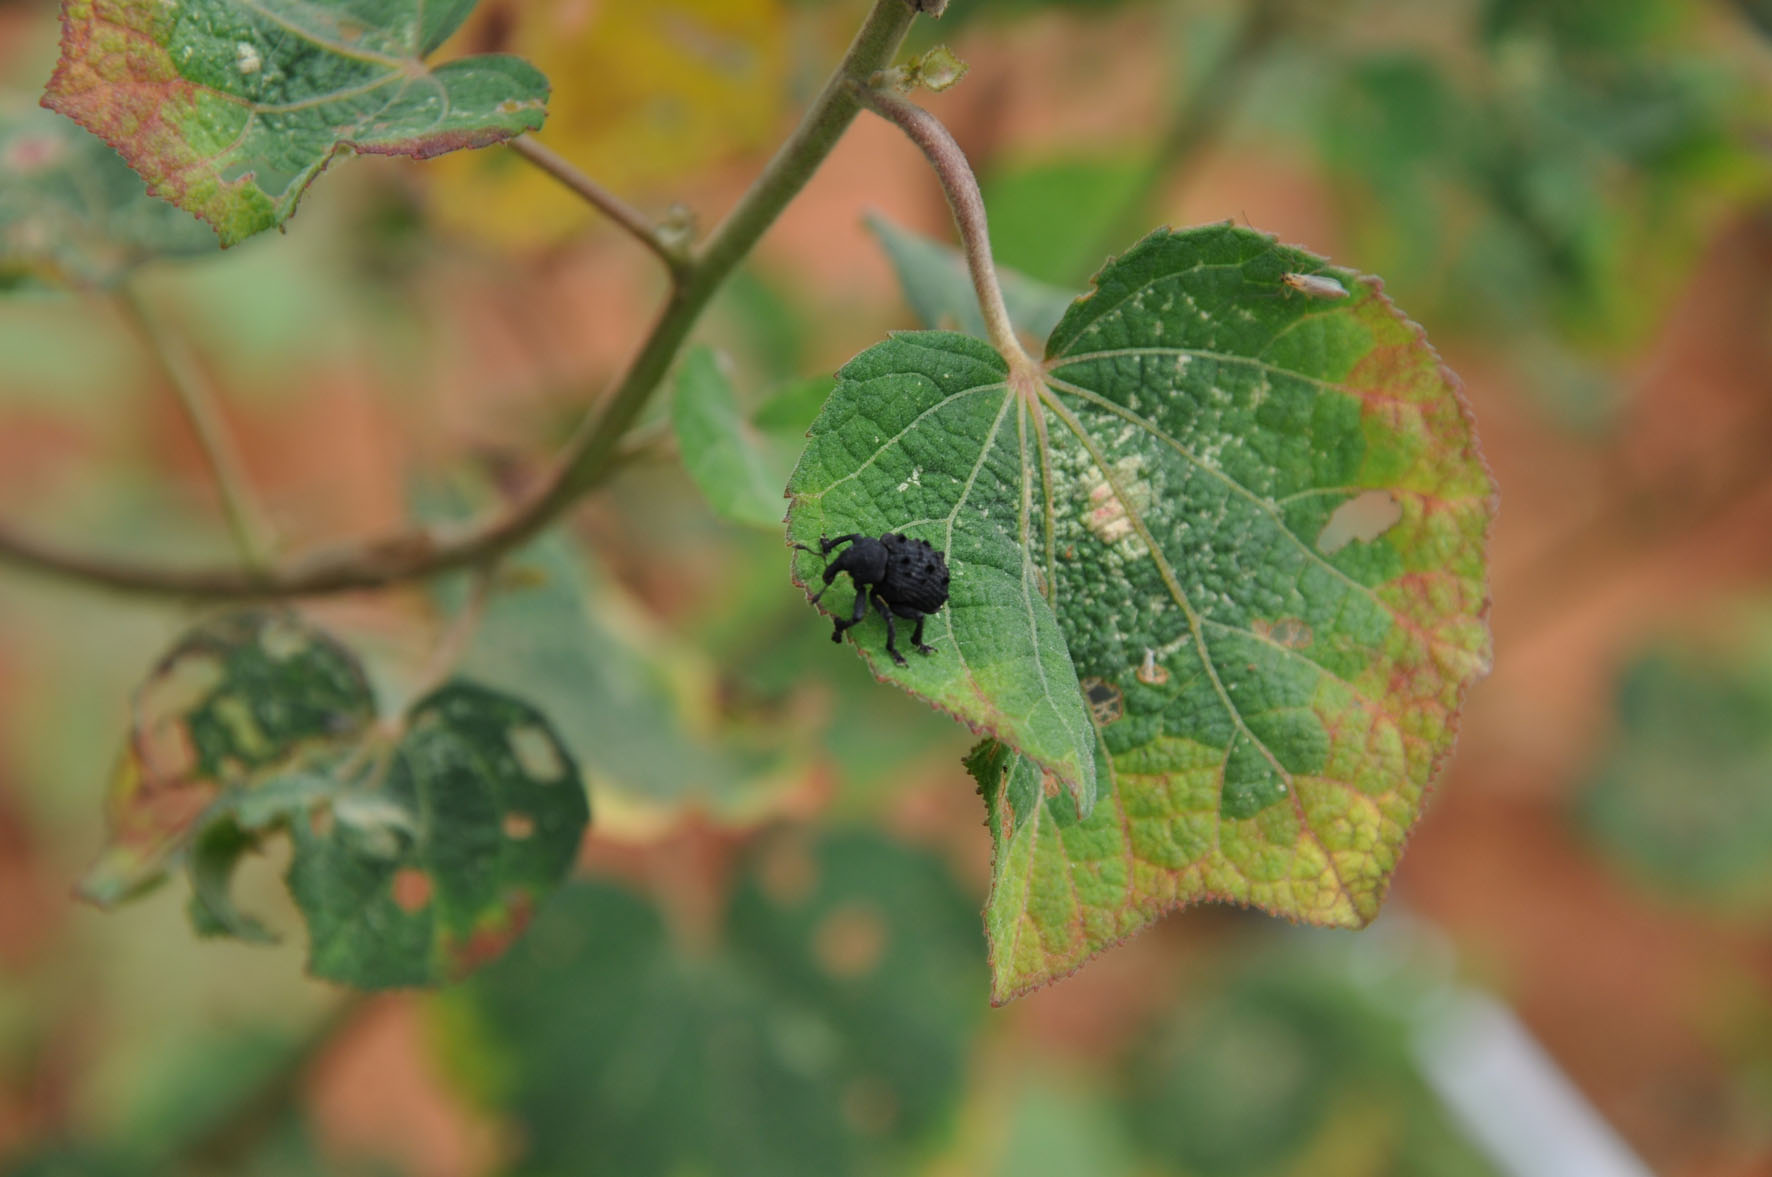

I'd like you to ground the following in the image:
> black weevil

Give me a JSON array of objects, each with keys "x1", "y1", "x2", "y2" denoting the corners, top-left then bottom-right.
[{"x1": 798, "y1": 532, "x2": 950, "y2": 666}]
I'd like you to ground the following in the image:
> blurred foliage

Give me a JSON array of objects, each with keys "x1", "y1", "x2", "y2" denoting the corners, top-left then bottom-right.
[
  {"x1": 425, "y1": 0, "x2": 799, "y2": 247},
  {"x1": 435, "y1": 830, "x2": 985, "y2": 1177},
  {"x1": 865, "y1": 211, "x2": 1078, "y2": 339},
  {"x1": 0, "y1": 97, "x2": 214, "y2": 291},
  {"x1": 2, "y1": 0, "x2": 1770, "y2": 1171},
  {"x1": 1577, "y1": 624, "x2": 1772, "y2": 914},
  {"x1": 1121, "y1": 961, "x2": 1496, "y2": 1177}
]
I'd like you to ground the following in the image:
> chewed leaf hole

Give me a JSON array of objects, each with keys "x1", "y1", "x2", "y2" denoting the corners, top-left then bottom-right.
[
  {"x1": 1253, "y1": 618, "x2": 1314, "y2": 650},
  {"x1": 812, "y1": 903, "x2": 888, "y2": 979},
  {"x1": 392, "y1": 868, "x2": 432, "y2": 913},
  {"x1": 1316, "y1": 490, "x2": 1404, "y2": 554},
  {"x1": 503, "y1": 813, "x2": 535, "y2": 840},
  {"x1": 1080, "y1": 677, "x2": 1124, "y2": 725},
  {"x1": 507, "y1": 725, "x2": 565, "y2": 782}
]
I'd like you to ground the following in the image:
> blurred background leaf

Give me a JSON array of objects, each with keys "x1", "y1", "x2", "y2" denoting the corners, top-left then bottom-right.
[
  {"x1": 0, "y1": 97, "x2": 216, "y2": 291},
  {"x1": 435, "y1": 830, "x2": 984, "y2": 1177},
  {"x1": 1577, "y1": 618, "x2": 1772, "y2": 915}
]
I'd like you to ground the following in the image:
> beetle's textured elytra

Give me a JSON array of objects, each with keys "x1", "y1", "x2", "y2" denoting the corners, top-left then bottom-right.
[{"x1": 800, "y1": 532, "x2": 950, "y2": 666}]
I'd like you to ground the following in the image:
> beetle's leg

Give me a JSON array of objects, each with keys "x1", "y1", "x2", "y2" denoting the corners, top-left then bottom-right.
[
  {"x1": 830, "y1": 578, "x2": 870, "y2": 642},
  {"x1": 875, "y1": 593, "x2": 908, "y2": 666},
  {"x1": 911, "y1": 613, "x2": 935, "y2": 656}
]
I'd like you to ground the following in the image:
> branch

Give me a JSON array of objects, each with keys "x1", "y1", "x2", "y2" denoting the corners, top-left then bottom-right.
[
  {"x1": 853, "y1": 83, "x2": 1036, "y2": 374},
  {"x1": 0, "y1": 0, "x2": 922, "y2": 602},
  {"x1": 116, "y1": 286, "x2": 277, "y2": 570},
  {"x1": 507, "y1": 135, "x2": 689, "y2": 280}
]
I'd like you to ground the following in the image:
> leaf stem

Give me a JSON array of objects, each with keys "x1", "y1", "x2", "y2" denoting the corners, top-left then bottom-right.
[
  {"x1": 508, "y1": 135, "x2": 689, "y2": 280},
  {"x1": 115, "y1": 286, "x2": 278, "y2": 570},
  {"x1": 853, "y1": 83, "x2": 1038, "y2": 374},
  {"x1": 408, "y1": 562, "x2": 497, "y2": 706},
  {"x1": 0, "y1": 0, "x2": 922, "y2": 601}
]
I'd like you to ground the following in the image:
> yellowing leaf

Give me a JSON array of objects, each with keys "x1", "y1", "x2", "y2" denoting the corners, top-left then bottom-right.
[{"x1": 427, "y1": 0, "x2": 791, "y2": 247}]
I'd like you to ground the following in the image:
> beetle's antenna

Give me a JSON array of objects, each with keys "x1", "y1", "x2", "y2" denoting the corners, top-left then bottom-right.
[{"x1": 794, "y1": 541, "x2": 830, "y2": 602}]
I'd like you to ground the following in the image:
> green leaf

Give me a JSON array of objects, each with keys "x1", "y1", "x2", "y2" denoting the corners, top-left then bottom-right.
[
  {"x1": 1578, "y1": 644, "x2": 1772, "y2": 913},
  {"x1": 672, "y1": 345, "x2": 795, "y2": 530},
  {"x1": 787, "y1": 332, "x2": 1100, "y2": 812},
  {"x1": 42, "y1": 0, "x2": 549, "y2": 245},
  {"x1": 795, "y1": 223, "x2": 1495, "y2": 1002},
  {"x1": 447, "y1": 526, "x2": 786, "y2": 816},
  {"x1": 82, "y1": 610, "x2": 376, "y2": 907},
  {"x1": 865, "y1": 210, "x2": 1079, "y2": 342},
  {"x1": 979, "y1": 156, "x2": 1146, "y2": 285},
  {"x1": 287, "y1": 681, "x2": 589, "y2": 987},
  {"x1": 0, "y1": 97, "x2": 216, "y2": 290},
  {"x1": 439, "y1": 830, "x2": 984, "y2": 1177},
  {"x1": 186, "y1": 814, "x2": 276, "y2": 941},
  {"x1": 89, "y1": 609, "x2": 590, "y2": 986}
]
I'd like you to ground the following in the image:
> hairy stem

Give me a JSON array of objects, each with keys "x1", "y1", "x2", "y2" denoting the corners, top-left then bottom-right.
[
  {"x1": 117, "y1": 287, "x2": 277, "y2": 570},
  {"x1": 855, "y1": 83, "x2": 1037, "y2": 373},
  {"x1": 508, "y1": 135, "x2": 689, "y2": 279},
  {"x1": 0, "y1": 0, "x2": 920, "y2": 601}
]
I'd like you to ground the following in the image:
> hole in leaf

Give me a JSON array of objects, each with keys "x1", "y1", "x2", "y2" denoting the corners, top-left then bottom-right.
[
  {"x1": 138, "y1": 653, "x2": 226, "y2": 725},
  {"x1": 812, "y1": 903, "x2": 887, "y2": 979},
  {"x1": 258, "y1": 616, "x2": 310, "y2": 660},
  {"x1": 1080, "y1": 677, "x2": 1124, "y2": 725},
  {"x1": 391, "y1": 868, "x2": 432, "y2": 913},
  {"x1": 1252, "y1": 618, "x2": 1314, "y2": 650},
  {"x1": 1315, "y1": 490, "x2": 1403, "y2": 555},
  {"x1": 507, "y1": 725, "x2": 565, "y2": 782},
  {"x1": 503, "y1": 813, "x2": 535, "y2": 840},
  {"x1": 138, "y1": 719, "x2": 198, "y2": 782}
]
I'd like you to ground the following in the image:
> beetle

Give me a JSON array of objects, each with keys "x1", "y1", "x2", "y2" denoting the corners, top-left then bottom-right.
[{"x1": 797, "y1": 532, "x2": 950, "y2": 666}]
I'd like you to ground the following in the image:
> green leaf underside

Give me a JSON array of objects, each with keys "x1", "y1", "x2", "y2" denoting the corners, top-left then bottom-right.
[
  {"x1": 0, "y1": 97, "x2": 216, "y2": 289},
  {"x1": 865, "y1": 210, "x2": 1079, "y2": 343},
  {"x1": 43, "y1": 0, "x2": 548, "y2": 245},
  {"x1": 447, "y1": 832, "x2": 982, "y2": 1177},
  {"x1": 795, "y1": 224, "x2": 1494, "y2": 1002},
  {"x1": 673, "y1": 345, "x2": 794, "y2": 530},
  {"x1": 288, "y1": 681, "x2": 588, "y2": 987}
]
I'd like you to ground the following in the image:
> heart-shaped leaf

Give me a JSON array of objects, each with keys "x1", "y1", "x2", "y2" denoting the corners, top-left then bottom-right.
[
  {"x1": 43, "y1": 0, "x2": 549, "y2": 245},
  {"x1": 787, "y1": 332, "x2": 1100, "y2": 812},
  {"x1": 792, "y1": 224, "x2": 1495, "y2": 1001}
]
